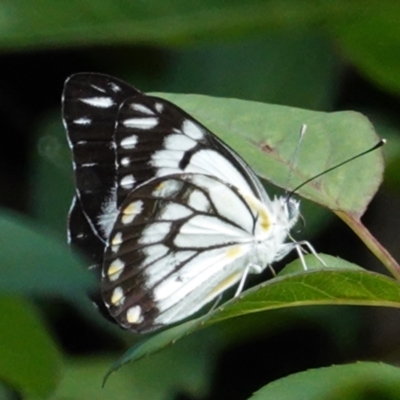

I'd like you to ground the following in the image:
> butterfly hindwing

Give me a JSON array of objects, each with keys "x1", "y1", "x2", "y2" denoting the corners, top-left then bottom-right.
[{"x1": 101, "y1": 173, "x2": 259, "y2": 332}]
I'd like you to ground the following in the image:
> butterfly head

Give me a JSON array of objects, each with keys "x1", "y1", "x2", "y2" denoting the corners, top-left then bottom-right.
[{"x1": 272, "y1": 196, "x2": 300, "y2": 233}]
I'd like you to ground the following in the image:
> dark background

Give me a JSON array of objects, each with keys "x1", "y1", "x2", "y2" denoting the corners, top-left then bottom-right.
[{"x1": 1, "y1": 2, "x2": 400, "y2": 399}]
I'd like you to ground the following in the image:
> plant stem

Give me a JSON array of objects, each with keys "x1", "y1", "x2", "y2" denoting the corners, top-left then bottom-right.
[{"x1": 336, "y1": 210, "x2": 400, "y2": 280}]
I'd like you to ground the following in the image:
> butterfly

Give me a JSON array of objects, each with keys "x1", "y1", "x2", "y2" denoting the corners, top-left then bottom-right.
[{"x1": 63, "y1": 73, "x2": 310, "y2": 333}]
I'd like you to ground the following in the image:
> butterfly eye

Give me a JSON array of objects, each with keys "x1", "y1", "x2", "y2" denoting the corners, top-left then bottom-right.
[{"x1": 286, "y1": 199, "x2": 300, "y2": 224}]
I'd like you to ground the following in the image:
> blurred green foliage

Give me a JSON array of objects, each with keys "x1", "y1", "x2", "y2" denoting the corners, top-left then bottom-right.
[{"x1": 1, "y1": 1, "x2": 400, "y2": 399}]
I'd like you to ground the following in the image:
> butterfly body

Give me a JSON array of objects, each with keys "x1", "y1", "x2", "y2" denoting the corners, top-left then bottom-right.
[{"x1": 63, "y1": 73, "x2": 300, "y2": 333}]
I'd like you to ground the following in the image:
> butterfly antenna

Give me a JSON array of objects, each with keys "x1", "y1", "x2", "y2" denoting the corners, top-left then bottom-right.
[
  {"x1": 285, "y1": 124, "x2": 307, "y2": 195},
  {"x1": 287, "y1": 138, "x2": 386, "y2": 200}
]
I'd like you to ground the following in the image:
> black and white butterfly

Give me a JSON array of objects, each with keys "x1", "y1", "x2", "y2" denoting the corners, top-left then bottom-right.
[{"x1": 63, "y1": 73, "x2": 310, "y2": 333}]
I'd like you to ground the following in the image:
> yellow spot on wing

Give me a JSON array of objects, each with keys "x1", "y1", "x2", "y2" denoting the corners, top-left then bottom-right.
[
  {"x1": 111, "y1": 232, "x2": 123, "y2": 245},
  {"x1": 123, "y1": 202, "x2": 138, "y2": 215},
  {"x1": 205, "y1": 272, "x2": 242, "y2": 303},
  {"x1": 258, "y1": 209, "x2": 270, "y2": 230},
  {"x1": 121, "y1": 200, "x2": 142, "y2": 224},
  {"x1": 226, "y1": 246, "x2": 244, "y2": 259},
  {"x1": 154, "y1": 181, "x2": 167, "y2": 194},
  {"x1": 126, "y1": 306, "x2": 143, "y2": 324},
  {"x1": 242, "y1": 193, "x2": 271, "y2": 231},
  {"x1": 111, "y1": 287, "x2": 124, "y2": 305},
  {"x1": 108, "y1": 259, "x2": 125, "y2": 280}
]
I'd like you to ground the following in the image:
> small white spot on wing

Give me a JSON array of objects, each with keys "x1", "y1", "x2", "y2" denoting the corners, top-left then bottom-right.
[
  {"x1": 122, "y1": 117, "x2": 158, "y2": 129},
  {"x1": 80, "y1": 97, "x2": 115, "y2": 108},
  {"x1": 109, "y1": 82, "x2": 121, "y2": 92},
  {"x1": 73, "y1": 117, "x2": 91, "y2": 125},
  {"x1": 155, "y1": 103, "x2": 164, "y2": 113},
  {"x1": 181, "y1": 119, "x2": 204, "y2": 140},
  {"x1": 120, "y1": 157, "x2": 130, "y2": 167},
  {"x1": 120, "y1": 175, "x2": 135, "y2": 189},
  {"x1": 131, "y1": 103, "x2": 155, "y2": 115},
  {"x1": 81, "y1": 163, "x2": 97, "y2": 167},
  {"x1": 90, "y1": 84, "x2": 106, "y2": 93},
  {"x1": 120, "y1": 135, "x2": 138, "y2": 149}
]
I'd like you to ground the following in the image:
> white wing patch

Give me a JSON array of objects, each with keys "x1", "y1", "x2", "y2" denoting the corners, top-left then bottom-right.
[
  {"x1": 131, "y1": 103, "x2": 155, "y2": 115},
  {"x1": 187, "y1": 150, "x2": 254, "y2": 195},
  {"x1": 155, "y1": 103, "x2": 164, "y2": 113},
  {"x1": 120, "y1": 175, "x2": 136, "y2": 189},
  {"x1": 110, "y1": 286, "x2": 125, "y2": 306},
  {"x1": 141, "y1": 244, "x2": 170, "y2": 267},
  {"x1": 122, "y1": 117, "x2": 158, "y2": 129},
  {"x1": 126, "y1": 306, "x2": 144, "y2": 323},
  {"x1": 109, "y1": 82, "x2": 121, "y2": 92},
  {"x1": 152, "y1": 179, "x2": 183, "y2": 197},
  {"x1": 151, "y1": 149, "x2": 182, "y2": 170},
  {"x1": 98, "y1": 189, "x2": 118, "y2": 237},
  {"x1": 73, "y1": 117, "x2": 91, "y2": 125},
  {"x1": 175, "y1": 215, "x2": 251, "y2": 248},
  {"x1": 181, "y1": 119, "x2": 205, "y2": 140},
  {"x1": 80, "y1": 97, "x2": 115, "y2": 108},
  {"x1": 139, "y1": 221, "x2": 172, "y2": 245},
  {"x1": 159, "y1": 203, "x2": 193, "y2": 220},
  {"x1": 144, "y1": 250, "x2": 196, "y2": 288},
  {"x1": 107, "y1": 258, "x2": 125, "y2": 281},
  {"x1": 120, "y1": 157, "x2": 130, "y2": 167},
  {"x1": 153, "y1": 244, "x2": 250, "y2": 313},
  {"x1": 164, "y1": 134, "x2": 197, "y2": 151},
  {"x1": 120, "y1": 135, "x2": 138, "y2": 149},
  {"x1": 187, "y1": 189, "x2": 209, "y2": 212},
  {"x1": 121, "y1": 200, "x2": 143, "y2": 225}
]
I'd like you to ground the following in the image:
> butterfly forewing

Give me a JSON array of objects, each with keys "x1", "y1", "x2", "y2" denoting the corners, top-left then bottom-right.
[
  {"x1": 114, "y1": 95, "x2": 268, "y2": 206},
  {"x1": 101, "y1": 173, "x2": 258, "y2": 332},
  {"x1": 63, "y1": 73, "x2": 141, "y2": 246}
]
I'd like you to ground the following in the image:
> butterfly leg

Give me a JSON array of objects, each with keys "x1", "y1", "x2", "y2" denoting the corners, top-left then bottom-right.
[
  {"x1": 294, "y1": 240, "x2": 326, "y2": 270},
  {"x1": 234, "y1": 263, "x2": 263, "y2": 297},
  {"x1": 208, "y1": 294, "x2": 223, "y2": 313}
]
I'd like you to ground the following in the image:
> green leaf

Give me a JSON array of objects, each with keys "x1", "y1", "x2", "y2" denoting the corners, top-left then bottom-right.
[
  {"x1": 0, "y1": 296, "x2": 62, "y2": 399},
  {"x1": 29, "y1": 112, "x2": 74, "y2": 234},
  {"x1": 156, "y1": 92, "x2": 383, "y2": 218},
  {"x1": 0, "y1": 209, "x2": 95, "y2": 298},
  {"x1": 250, "y1": 362, "x2": 400, "y2": 400},
  {"x1": 105, "y1": 255, "x2": 400, "y2": 377},
  {"x1": 160, "y1": 34, "x2": 341, "y2": 111},
  {"x1": 0, "y1": 0, "x2": 391, "y2": 51},
  {"x1": 333, "y1": 7, "x2": 400, "y2": 96},
  {"x1": 52, "y1": 331, "x2": 217, "y2": 399}
]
